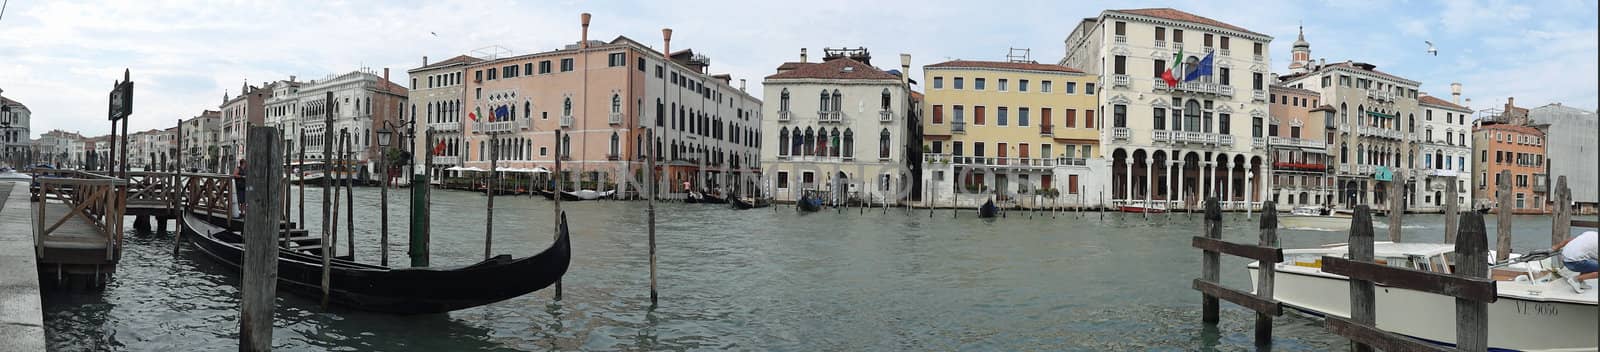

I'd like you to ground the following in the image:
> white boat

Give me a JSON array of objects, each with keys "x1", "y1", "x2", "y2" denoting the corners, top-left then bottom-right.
[
  {"x1": 560, "y1": 189, "x2": 614, "y2": 201},
  {"x1": 1247, "y1": 242, "x2": 1598, "y2": 351},
  {"x1": 1278, "y1": 206, "x2": 1356, "y2": 231}
]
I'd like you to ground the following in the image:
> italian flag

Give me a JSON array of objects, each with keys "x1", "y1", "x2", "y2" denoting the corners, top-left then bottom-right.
[
  {"x1": 1161, "y1": 48, "x2": 1183, "y2": 88},
  {"x1": 469, "y1": 107, "x2": 480, "y2": 121}
]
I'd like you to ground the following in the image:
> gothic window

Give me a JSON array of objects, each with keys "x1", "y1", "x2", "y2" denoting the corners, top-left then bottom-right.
[
  {"x1": 880, "y1": 88, "x2": 891, "y2": 110},
  {"x1": 779, "y1": 127, "x2": 790, "y2": 156},
  {"x1": 612, "y1": 94, "x2": 621, "y2": 113},
  {"x1": 843, "y1": 129, "x2": 854, "y2": 158},
  {"x1": 563, "y1": 97, "x2": 573, "y2": 116},
  {"x1": 819, "y1": 90, "x2": 830, "y2": 111},
  {"x1": 878, "y1": 128, "x2": 891, "y2": 159},
  {"x1": 780, "y1": 88, "x2": 790, "y2": 111},
  {"x1": 832, "y1": 90, "x2": 842, "y2": 112}
]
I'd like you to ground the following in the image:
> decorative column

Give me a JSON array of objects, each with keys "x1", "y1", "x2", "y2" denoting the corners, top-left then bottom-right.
[
  {"x1": 1222, "y1": 159, "x2": 1233, "y2": 206},
  {"x1": 1144, "y1": 154, "x2": 1153, "y2": 202},
  {"x1": 1175, "y1": 160, "x2": 1185, "y2": 205},
  {"x1": 1164, "y1": 160, "x2": 1174, "y2": 204},
  {"x1": 1124, "y1": 156, "x2": 1133, "y2": 202}
]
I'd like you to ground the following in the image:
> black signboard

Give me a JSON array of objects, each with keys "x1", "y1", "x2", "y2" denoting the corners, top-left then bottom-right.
[{"x1": 109, "y1": 69, "x2": 133, "y2": 121}]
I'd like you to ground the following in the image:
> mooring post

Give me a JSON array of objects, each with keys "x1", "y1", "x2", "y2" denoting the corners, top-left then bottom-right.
[
  {"x1": 1201, "y1": 198, "x2": 1221, "y2": 323},
  {"x1": 174, "y1": 119, "x2": 185, "y2": 256},
  {"x1": 298, "y1": 128, "x2": 305, "y2": 233},
  {"x1": 1388, "y1": 171, "x2": 1403, "y2": 242},
  {"x1": 1552, "y1": 176, "x2": 1571, "y2": 246},
  {"x1": 379, "y1": 133, "x2": 390, "y2": 267},
  {"x1": 552, "y1": 129, "x2": 563, "y2": 300},
  {"x1": 1255, "y1": 201, "x2": 1278, "y2": 345},
  {"x1": 647, "y1": 127, "x2": 658, "y2": 307},
  {"x1": 486, "y1": 134, "x2": 497, "y2": 260},
  {"x1": 1445, "y1": 175, "x2": 1460, "y2": 244},
  {"x1": 330, "y1": 136, "x2": 344, "y2": 262},
  {"x1": 1347, "y1": 205, "x2": 1376, "y2": 352},
  {"x1": 1454, "y1": 211, "x2": 1490, "y2": 351},
  {"x1": 320, "y1": 91, "x2": 334, "y2": 308},
  {"x1": 1495, "y1": 169, "x2": 1512, "y2": 262},
  {"x1": 343, "y1": 131, "x2": 354, "y2": 262},
  {"x1": 239, "y1": 127, "x2": 282, "y2": 352}
]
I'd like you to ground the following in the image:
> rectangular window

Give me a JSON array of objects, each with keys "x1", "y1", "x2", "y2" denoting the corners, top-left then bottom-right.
[
  {"x1": 1154, "y1": 59, "x2": 1166, "y2": 78},
  {"x1": 974, "y1": 142, "x2": 985, "y2": 157},
  {"x1": 976, "y1": 78, "x2": 988, "y2": 90},
  {"x1": 1065, "y1": 109, "x2": 1077, "y2": 128},
  {"x1": 997, "y1": 107, "x2": 1009, "y2": 126},
  {"x1": 1065, "y1": 82, "x2": 1077, "y2": 94},
  {"x1": 1085, "y1": 109, "x2": 1096, "y2": 128},
  {"x1": 954, "y1": 77, "x2": 964, "y2": 89},
  {"x1": 932, "y1": 141, "x2": 944, "y2": 154},
  {"x1": 1041, "y1": 80, "x2": 1052, "y2": 92},
  {"x1": 638, "y1": 57, "x2": 646, "y2": 71},
  {"x1": 1153, "y1": 108, "x2": 1166, "y2": 130},
  {"x1": 487, "y1": 68, "x2": 497, "y2": 80},
  {"x1": 996, "y1": 79, "x2": 1006, "y2": 91},
  {"x1": 1204, "y1": 33, "x2": 1213, "y2": 48},
  {"x1": 1019, "y1": 108, "x2": 1031, "y2": 126},
  {"x1": 1253, "y1": 42, "x2": 1263, "y2": 55},
  {"x1": 609, "y1": 53, "x2": 626, "y2": 67},
  {"x1": 933, "y1": 77, "x2": 944, "y2": 89},
  {"x1": 505, "y1": 65, "x2": 518, "y2": 78},
  {"x1": 1220, "y1": 68, "x2": 1230, "y2": 85},
  {"x1": 1113, "y1": 104, "x2": 1127, "y2": 128},
  {"x1": 1085, "y1": 83, "x2": 1096, "y2": 95},
  {"x1": 1042, "y1": 144, "x2": 1051, "y2": 158},
  {"x1": 1069, "y1": 175, "x2": 1080, "y2": 194},
  {"x1": 1155, "y1": 27, "x2": 1166, "y2": 41},
  {"x1": 975, "y1": 106, "x2": 987, "y2": 125},
  {"x1": 560, "y1": 58, "x2": 574, "y2": 72},
  {"x1": 475, "y1": 70, "x2": 483, "y2": 81},
  {"x1": 932, "y1": 105, "x2": 944, "y2": 124},
  {"x1": 1253, "y1": 72, "x2": 1263, "y2": 90},
  {"x1": 1041, "y1": 108, "x2": 1052, "y2": 126},
  {"x1": 1115, "y1": 21, "x2": 1126, "y2": 35},
  {"x1": 1019, "y1": 80, "x2": 1029, "y2": 92},
  {"x1": 953, "y1": 141, "x2": 964, "y2": 156},
  {"x1": 1174, "y1": 29, "x2": 1184, "y2": 43},
  {"x1": 655, "y1": 65, "x2": 663, "y2": 78},
  {"x1": 1290, "y1": 126, "x2": 1301, "y2": 138},
  {"x1": 1114, "y1": 55, "x2": 1127, "y2": 75},
  {"x1": 1220, "y1": 36, "x2": 1230, "y2": 50}
]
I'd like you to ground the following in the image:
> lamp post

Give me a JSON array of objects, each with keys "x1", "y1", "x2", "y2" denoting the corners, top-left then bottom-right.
[
  {"x1": 374, "y1": 124, "x2": 403, "y2": 267},
  {"x1": 379, "y1": 118, "x2": 422, "y2": 267}
]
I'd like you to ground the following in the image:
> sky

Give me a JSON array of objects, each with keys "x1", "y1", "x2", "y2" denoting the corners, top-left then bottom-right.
[{"x1": 0, "y1": 0, "x2": 1595, "y2": 139}]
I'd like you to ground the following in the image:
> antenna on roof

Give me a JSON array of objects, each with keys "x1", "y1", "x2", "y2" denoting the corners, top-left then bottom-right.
[
  {"x1": 1007, "y1": 48, "x2": 1032, "y2": 63},
  {"x1": 470, "y1": 45, "x2": 513, "y2": 60}
]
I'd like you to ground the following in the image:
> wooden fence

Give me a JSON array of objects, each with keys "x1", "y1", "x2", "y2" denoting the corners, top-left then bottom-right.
[
  {"x1": 1192, "y1": 198, "x2": 1284, "y2": 344},
  {"x1": 32, "y1": 169, "x2": 128, "y2": 262}
]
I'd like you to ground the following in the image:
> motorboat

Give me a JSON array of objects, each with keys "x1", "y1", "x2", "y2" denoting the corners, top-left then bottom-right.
[
  {"x1": 559, "y1": 189, "x2": 614, "y2": 201},
  {"x1": 1247, "y1": 242, "x2": 1597, "y2": 350},
  {"x1": 1278, "y1": 206, "x2": 1356, "y2": 231},
  {"x1": 730, "y1": 197, "x2": 770, "y2": 210},
  {"x1": 1117, "y1": 201, "x2": 1166, "y2": 213}
]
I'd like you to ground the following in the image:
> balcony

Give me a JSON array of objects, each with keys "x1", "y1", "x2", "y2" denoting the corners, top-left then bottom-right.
[
  {"x1": 517, "y1": 117, "x2": 530, "y2": 130},
  {"x1": 1113, "y1": 35, "x2": 1127, "y2": 44},
  {"x1": 1159, "y1": 79, "x2": 1234, "y2": 97},
  {"x1": 879, "y1": 110, "x2": 894, "y2": 123},
  {"x1": 1112, "y1": 127, "x2": 1131, "y2": 141},
  {"x1": 1155, "y1": 40, "x2": 1166, "y2": 48},
  {"x1": 1253, "y1": 90, "x2": 1266, "y2": 102},
  {"x1": 818, "y1": 110, "x2": 842, "y2": 123},
  {"x1": 559, "y1": 115, "x2": 575, "y2": 127},
  {"x1": 476, "y1": 120, "x2": 516, "y2": 134},
  {"x1": 1056, "y1": 157, "x2": 1088, "y2": 166},
  {"x1": 1253, "y1": 137, "x2": 1267, "y2": 149},
  {"x1": 1273, "y1": 161, "x2": 1326, "y2": 172},
  {"x1": 930, "y1": 153, "x2": 1058, "y2": 169},
  {"x1": 433, "y1": 155, "x2": 461, "y2": 165},
  {"x1": 951, "y1": 121, "x2": 967, "y2": 134},
  {"x1": 1174, "y1": 42, "x2": 1184, "y2": 51},
  {"x1": 778, "y1": 110, "x2": 791, "y2": 122},
  {"x1": 428, "y1": 121, "x2": 461, "y2": 132},
  {"x1": 1153, "y1": 129, "x2": 1237, "y2": 147},
  {"x1": 1039, "y1": 124, "x2": 1053, "y2": 136},
  {"x1": 1253, "y1": 54, "x2": 1264, "y2": 63},
  {"x1": 1366, "y1": 89, "x2": 1395, "y2": 102},
  {"x1": 1112, "y1": 74, "x2": 1130, "y2": 88},
  {"x1": 609, "y1": 112, "x2": 623, "y2": 125}
]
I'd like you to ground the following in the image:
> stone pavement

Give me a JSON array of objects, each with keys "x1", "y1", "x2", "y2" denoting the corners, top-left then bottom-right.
[{"x1": 0, "y1": 181, "x2": 45, "y2": 351}]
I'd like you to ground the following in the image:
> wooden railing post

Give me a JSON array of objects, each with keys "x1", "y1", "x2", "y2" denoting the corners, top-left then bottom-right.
[
  {"x1": 1201, "y1": 197, "x2": 1221, "y2": 323},
  {"x1": 1388, "y1": 171, "x2": 1403, "y2": 242},
  {"x1": 1454, "y1": 211, "x2": 1490, "y2": 351},
  {"x1": 1347, "y1": 205, "x2": 1376, "y2": 352},
  {"x1": 1445, "y1": 175, "x2": 1460, "y2": 244},
  {"x1": 239, "y1": 127, "x2": 282, "y2": 352},
  {"x1": 1495, "y1": 170, "x2": 1512, "y2": 262},
  {"x1": 1552, "y1": 176, "x2": 1571, "y2": 246},
  {"x1": 1255, "y1": 201, "x2": 1277, "y2": 344}
]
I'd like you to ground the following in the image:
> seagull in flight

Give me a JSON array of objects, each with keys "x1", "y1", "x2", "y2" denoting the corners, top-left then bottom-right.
[
  {"x1": 430, "y1": 31, "x2": 439, "y2": 37},
  {"x1": 1425, "y1": 41, "x2": 1437, "y2": 56}
]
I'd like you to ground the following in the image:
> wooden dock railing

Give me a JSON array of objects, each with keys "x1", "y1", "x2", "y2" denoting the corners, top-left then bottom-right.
[
  {"x1": 1321, "y1": 206, "x2": 1496, "y2": 352},
  {"x1": 1192, "y1": 198, "x2": 1284, "y2": 345},
  {"x1": 32, "y1": 169, "x2": 129, "y2": 262}
]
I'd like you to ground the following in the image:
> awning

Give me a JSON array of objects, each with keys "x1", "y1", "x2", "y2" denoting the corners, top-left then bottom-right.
[
  {"x1": 1367, "y1": 111, "x2": 1397, "y2": 119},
  {"x1": 529, "y1": 166, "x2": 551, "y2": 174}
]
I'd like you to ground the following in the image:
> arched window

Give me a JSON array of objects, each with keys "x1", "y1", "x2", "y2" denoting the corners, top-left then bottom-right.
[
  {"x1": 411, "y1": 104, "x2": 416, "y2": 120},
  {"x1": 880, "y1": 88, "x2": 891, "y2": 110},
  {"x1": 563, "y1": 97, "x2": 573, "y2": 116},
  {"x1": 819, "y1": 90, "x2": 830, "y2": 111},
  {"x1": 879, "y1": 128, "x2": 891, "y2": 159},
  {"x1": 779, "y1": 127, "x2": 790, "y2": 156},
  {"x1": 610, "y1": 132, "x2": 620, "y2": 156},
  {"x1": 426, "y1": 102, "x2": 433, "y2": 123},
  {"x1": 562, "y1": 134, "x2": 571, "y2": 157},
  {"x1": 842, "y1": 129, "x2": 854, "y2": 158},
  {"x1": 804, "y1": 127, "x2": 816, "y2": 156},
  {"x1": 780, "y1": 89, "x2": 791, "y2": 111},
  {"x1": 832, "y1": 90, "x2": 842, "y2": 112},
  {"x1": 1357, "y1": 105, "x2": 1365, "y2": 126},
  {"x1": 524, "y1": 101, "x2": 532, "y2": 119},
  {"x1": 1183, "y1": 100, "x2": 1201, "y2": 132},
  {"x1": 829, "y1": 128, "x2": 840, "y2": 157},
  {"x1": 509, "y1": 105, "x2": 516, "y2": 122},
  {"x1": 1356, "y1": 144, "x2": 1364, "y2": 164},
  {"x1": 1340, "y1": 143, "x2": 1348, "y2": 163},
  {"x1": 1339, "y1": 102, "x2": 1348, "y2": 124},
  {"x1": 612, "y1": 94, "x2": 621, "y2": 113}
]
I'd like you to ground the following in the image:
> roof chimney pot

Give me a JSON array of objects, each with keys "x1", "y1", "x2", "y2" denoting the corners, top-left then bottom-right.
[
  {"x1": 581, "y1": 13, "x2": 592, "y2": 49},
  {"x1": 801, "y1": 48, "x2": 808, "y2": 63}
]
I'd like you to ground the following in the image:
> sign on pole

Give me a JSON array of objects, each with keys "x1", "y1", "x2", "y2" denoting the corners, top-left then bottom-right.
[{"x1": 109, "y1": 69, "x2": 133, "y2": 121}]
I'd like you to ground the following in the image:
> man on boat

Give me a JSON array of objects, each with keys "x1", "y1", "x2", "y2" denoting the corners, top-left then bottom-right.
[{"x1": 1551, "y1": 231, "x2": 1598, "y2": 293}]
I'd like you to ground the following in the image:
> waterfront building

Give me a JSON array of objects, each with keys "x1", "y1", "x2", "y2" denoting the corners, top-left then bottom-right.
[
  {"x1": 1415, "y1": 88, "x2": 1474, "y2": 211},
  {"x1": 1263, "y1": 84, "x2": 1333, "y2": 209},
  {"x1": 919, "y1": 58, "x2": 1103, "y2": 207},
  {"x1": 1278, "y1": 27, "x2": 1422, "y2": 209},
  {"x1": 180, "y1": 111, "x2": 222, "y2": 172},
  {"x1": 220, "y1": 82, "x2": 267, "y2": 173},
  {"x1": 34, "y1": 130, "x2": 85, "y2": 168},
  {"x1": 761, "y1": 47, "x2": 914, "y2": 203},
  {"x1": 406, "y1": 55, "x2": 480, "y2": 182},
  {"x1": 1472, "y1": 98, "x2": 1547, "y2": 213},
  {"x1": 1062, "y1": 8, "x2": 1273, "y2": 209},
  {"x1": 262, "y1": 79, "x2": 306, "y2": 162},
  {"x1": 1, "y1": 94, "x2": 32, "y2": 168},
  {"x1": 434, "y1": 19, "x2": 764, "y2": 197},
  {"x1": 1529, "y1": 102, "x2": 1598, "y2": 213},
  {"x1": 290, "y1": 68, "x2": 408, "y2": 179}
]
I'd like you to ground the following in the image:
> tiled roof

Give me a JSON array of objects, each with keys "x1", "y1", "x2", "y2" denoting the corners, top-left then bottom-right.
[
  {"x1": 415, "y1": 55, "x2": 483, "y2": 70},
  {"x1": 1109, "y1": 8, "x2": 1265, "y2": 37},
  {"x1": 0, "y1": 96, "x2": 21, "y2": 106},
  {"x1": 765, "y1": 58, "x2": 900, "y2": 81},
  {"x1": 776, "y1": 62, "x2": 811, "y2": 72},
  {"x1": 924, "y1": 60, "x2": 1084, "y2": 73},
  {"x1": 1418, "y1": 95, "x2": 1469, "y2": 111},
  {"x1": 1269, "y1": 85, "x2": 1318, "y2": 96},
  {"x1": 1323, "y1": 62, "x2": 1417, "y2": 85}
]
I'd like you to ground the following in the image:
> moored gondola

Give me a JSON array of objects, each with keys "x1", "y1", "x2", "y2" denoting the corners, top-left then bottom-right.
[
  {"x1": 179, "y1": 211, "x2": 572, "y2": 315},
  {"x1": 797, "y1": 193, "x2": 823, "y2": 212},
  {"x1": 730, "y1": 197, "x2": 770, "y2": 210},
  {"x1": 699, "y1": 192, "x2": 728, "y2": 204},
  {"x1": 978, "y1": 199, "x2": 998, "y2": 218}
]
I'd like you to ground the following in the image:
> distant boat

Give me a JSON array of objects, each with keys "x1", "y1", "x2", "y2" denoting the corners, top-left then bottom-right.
[
  {"x1": 1278, "y1": 206, "x2": 1354, "y2": 231},
  {"x1": 797, "y1": 193, "x2": 823, "y2": 212},
  {"x1": 978, "y1": 199, "x2": 998, "y2": 218},
  {"x1": 730, "y1": 197, "x2": 770, "y2": 210},
  {"x1": 179, "y1": 211, "x2": 571, "y2": 314},
  {"x1": 1118, "y1": 201, "x2": 1166, "y2": 213},
  {"x1": 699, "y1": 192, "x2": 727, "y2": 204},
  {"x1": 559, "y1": 189, "x2": 613, "y2": 201}
]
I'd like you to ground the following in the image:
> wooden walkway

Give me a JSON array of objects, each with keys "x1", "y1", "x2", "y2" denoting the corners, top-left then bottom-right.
[
  {"x1": 0, "y1": 182, "x2": 46, "y2": 351},
  {"x1": 35, "y1": 202, "x2": 113, "y2": 265}
]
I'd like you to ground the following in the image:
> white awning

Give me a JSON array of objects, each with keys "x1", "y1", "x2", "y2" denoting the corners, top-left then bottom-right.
[
  {"x1": 447, "y1": 166, "x2": 486, "y2": 172},
  {"x1": 529, "y1": 166, "x2": 551, "y2": 174}
]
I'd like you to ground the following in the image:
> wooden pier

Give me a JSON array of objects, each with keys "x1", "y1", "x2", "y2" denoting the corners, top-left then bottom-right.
[{"x1": 30, "y1": 169, "x2": 128, "y2": 286}]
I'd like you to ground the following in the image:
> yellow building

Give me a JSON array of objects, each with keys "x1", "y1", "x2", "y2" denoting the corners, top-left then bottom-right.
[{"x1": 920, "y1": 60, "x2": 1104, "y2": 207}]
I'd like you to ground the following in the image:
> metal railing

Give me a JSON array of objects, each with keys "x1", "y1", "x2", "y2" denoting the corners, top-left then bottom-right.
[
  {"x1": 428, "y1": 121, "x2": 462, "y2": 132},
  {"x1": 476, "y1": 120, "x2": 517, "y2": 133},
  {"x1": 924, "y1": 153, "x2": 1058, "y2": 168},
  {"x1": 879, "y1": 110, "x2": 894, "y2": 122},
  {"x1": 951, "y1": 121, "x2": 967, "y2": 133},
  {"x1": 1039, "y1": 124, "x2": 1053, "y2": 136}
]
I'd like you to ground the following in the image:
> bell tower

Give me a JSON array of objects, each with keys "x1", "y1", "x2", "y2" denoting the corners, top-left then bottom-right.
[{"x1": 1288, "y1": 26, "x2": 1312, "y2": 74}]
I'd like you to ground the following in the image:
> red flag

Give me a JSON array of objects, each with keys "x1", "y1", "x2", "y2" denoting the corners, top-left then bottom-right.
[
  {"x1": 1160, "y1": 49, "x2": 1183, "y2": 88},
  {"x1": 432, "y1": 140, "x2": 446, "y2": 156},
  {"x1": 468, "y1": 107, "x2": 480, "y2": 122}
]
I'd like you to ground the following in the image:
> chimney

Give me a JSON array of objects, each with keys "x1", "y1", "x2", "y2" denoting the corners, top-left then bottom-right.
[
  {"x1": 1450, "y1": 82, "x2": 1462, "y2": 104},
  {"x1": 289, "y1": 75, "x2": 296, "y2": 82},
  {"x1": 382, "y1": 68, "x2": 390, "y2": 89},
  {"x1": 662, "y1": 28, "x2": 673, "y2": 58},
  {"x1": 801, "y1": 48, "x2": 808, "y2": 63},
  {"x1": 423, "y1": 56, "x2": 429, "y2": 66},
  {"x1": 739, "y1": 79, "x2": 747, "y2": 92},
  {"x1": 899, "y1": 53, "x2": 911, "y2": 87},
  {"x1": 581, "y1": 13, "x2": 592, "y2": 49},
  {"x1": 1465, "y1": 98, "x2": 1472, "y2": 108}
]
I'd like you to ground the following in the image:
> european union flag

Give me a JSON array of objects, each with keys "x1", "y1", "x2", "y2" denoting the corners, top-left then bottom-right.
[
  {"x1": 1183, "y1": 51, "x2": 1214, "y2": 82},
  {"x1": 494, "y1": 106, "x2": 510, "y2": 121}
]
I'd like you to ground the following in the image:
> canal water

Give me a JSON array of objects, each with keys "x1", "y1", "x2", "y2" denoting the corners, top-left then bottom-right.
[{"x1": 42, "y1": 186, "x2": 1583, "y2": 351}]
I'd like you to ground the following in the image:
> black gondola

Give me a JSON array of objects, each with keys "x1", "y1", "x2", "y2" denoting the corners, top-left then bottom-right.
[
  {"x1": 179, "y1": 211, "x2": 571, "y2": 315},
  {"x1": 730, "y1": 197, "x2": 770, "y2": 210},
  {"x1": 978, "y1": 199, "x2": 998, "y2": 218},
  {"x1": 797, "y1": 193, "x2": 823, "y2": 212},
  {"x1": 699, "y1": 192, "x2": 728, "y2": 204}
]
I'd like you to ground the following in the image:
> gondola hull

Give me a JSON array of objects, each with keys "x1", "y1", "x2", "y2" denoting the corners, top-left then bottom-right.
[
  {"x1": 797, "y1": 195, "x2": 823, "y2": 212},
  {"x1": 179, "y1": 212, "x2": 571, "y2": 315},
  {"x1": 730, "y1": 197, "x2": 770, "y2": 210},
  {"x1": 978, "y1": 200, "x2": 998, "y2": 218}
]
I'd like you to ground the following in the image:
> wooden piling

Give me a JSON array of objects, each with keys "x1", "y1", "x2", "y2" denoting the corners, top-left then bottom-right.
[
  {"x1": 1255, "y1": 201, "x2": 1278, "y2": 344},
  {"x1": 646, "y1": 128, "x2": 658, "y2": 306},
  {"x1": 1387, "y1": 171, "x2": 1403, "y2": 242},
  {"x1": 1347, "y1": 206, "x2": 1376, "y2": 352},
  {"x1": 552, "y1": 129, "x2": 563, "y2": 300},
  {"x1": 378, "y1": 131, "x2": 390, "y2": 267},
  {"x1": 1445, "y1": 175, "x2": 1460, "y2": 244},
  {"x1": 1552, "y1": 176, "x2": 1571, "y2": 245},
  {"x1": 486, "y1": 135, "x2": 497, "y2": 260},
  {"x1": 1454, "y1": 211, "x2": 1491, "y2": 351},
  {"x1": 174, "y1": 119, "x2": 185, "y2": 256},
  {"x1": 1200, "y1": 198, "x2": 1221, "y2": 323},
  {"x1": 298, "y1": 128, "x2": 305, "y2": 233},
  {"x1": 239, "y1": 127, "x2": 282, "y2": 352},
  {"x1": 319, "y1": 91, "x2": 333, "y2": 309},
  {"x1": 343, "y1": 132, "x2": 354, "y2": 262},
  {"x1": 1495, "y1": 170, "x2": 1512, "y2": 262}
]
